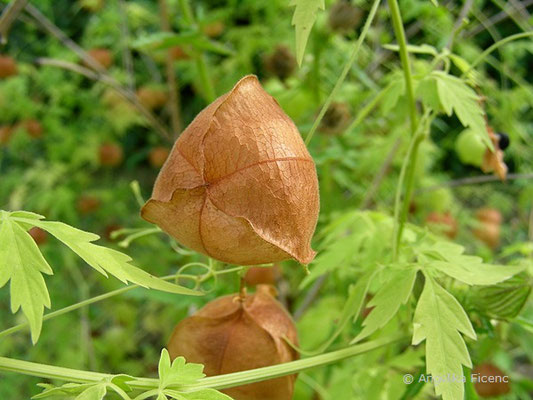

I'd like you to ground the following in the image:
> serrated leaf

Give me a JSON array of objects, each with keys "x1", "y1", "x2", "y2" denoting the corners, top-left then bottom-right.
[
  {"x1": 352, "y1": 267, "x2": 417, "y2": 342},
  {"x1": 413, "y1": 276, "x2": 476, "y2": 400},
  {"x1": 158, "y1": 349, "x2": 206, "y2": 389},
  {"x1": 0, "y1": 214, "x2": 53, "y2": 343},
  {"x1": 421, "y1": 242, "x2": 525, "y2": 285},
  {"x1": 432, "y1": 71, "x2": 492, "y2": 150},
  {"x1": 290, "y1": 0, "x2": 325, "y2": 65},
  {"x1": 14, "y1": 217, "x2": 201, "y2": 296}
]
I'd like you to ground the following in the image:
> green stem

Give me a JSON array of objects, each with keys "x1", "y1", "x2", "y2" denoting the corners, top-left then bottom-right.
[
  {"x1": 0, "y1": 334, "x2": 405, "y2": 391},
  {"x1": 386, "y1": 0, "x2": 420, "y2": 261},
  {"x1": 304, "y1": 0, "x2": 381, "y2": 146},
  {"x1": 386, "y1": 0, "x2": 417, "y2": 136},
  {"x1": 392, "y1": 111, "x2": 431, "y2": 259}
]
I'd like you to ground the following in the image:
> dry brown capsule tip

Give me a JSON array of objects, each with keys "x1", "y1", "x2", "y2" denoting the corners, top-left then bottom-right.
[
  {"x1": 167, "y1": 285, "x2": 299, "y2": 400},
  {"x1": 142, "y1": 75, "x2": 319, "y2": 266}
]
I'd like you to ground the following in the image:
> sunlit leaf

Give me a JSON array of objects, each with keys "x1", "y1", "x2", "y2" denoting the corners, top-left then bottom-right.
[{"x1": 290, "y1": 0, "x2": 325, "y2": 65}]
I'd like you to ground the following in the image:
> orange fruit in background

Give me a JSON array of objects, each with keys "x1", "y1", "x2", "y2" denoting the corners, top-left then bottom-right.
[
  {"x1": 29, "y1": 227, "x2": 47, "y2": 245},
  {"x1": 77, "y1": 195, "x2": 101, "y2": 215},
  {"x1": 148, "y1": 146, "x2": 170, "y2": 168},
  {"x1": 472, "y1": 363, "x2": 510, "y2": 398},
  {"x1": 426, "y1": 212, "x2": 458, "y2": 239},
  {"x1": 136, "y1": 87, "x2": 168, "y2": 111},
  {"x1": 85, "y1": 48, "x2": 113, "y2": 69},
  {"x1": 99, "y1": 142, "x2": 123, "y2": 167},
  {"x1": 0, "y1": 55, "x2": 17, "y2": 78}
]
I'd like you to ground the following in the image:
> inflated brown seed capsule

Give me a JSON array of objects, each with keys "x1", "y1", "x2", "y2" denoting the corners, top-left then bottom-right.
[
  {"x1": 86, "y1": 48, "x2": 113, "y2": 69},
  {"x1": 474, "y1": 208, "x2": 502, "y2": 249},
  {"x1": 0, "y1": 125, "x2": 13, "y2": 144},
  {"x1": 29, "y1": 227, "x2": 47, "y2": 245},
  {"x1": 0, "y1": 55, "x2": 17, "y2": 78},
  {"x1": 328, "y1": 1, "x2": 363, "y2": 33},
  {"x1": 99, "y1": 142, "x2": 123, "y2": 167},
  {"x1": 142, "y1": 75, "x2": 319, "y2": 265},
  {"x1": 21, "y1": 119, "x2": 43, "y2": 139},
  {"x1": 318, "y1": 102, "x2": 351, "y2": 135},
  {"x1": 472, "y1": 363, "x2": 510, "y2": 398},
  {"x1": 264, "y1": 45, "x2": 297, "y2": 81},
  {"x1": 167, "y1": 285, "x2": 299, "y2": 400},
  {"x1": 136, "y1": 87, "x2": 168, "y2": 110},
  {"x1": 426, "y1": 212, "x2": 458, "y2": 239},
  {"x1": 148, "y1": 146, "x2": 170, "y2": 168}
]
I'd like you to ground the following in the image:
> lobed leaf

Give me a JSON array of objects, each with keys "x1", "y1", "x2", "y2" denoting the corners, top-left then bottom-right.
[
  {"x1": 352, "y1": 267, "x2": 417, "y2": 342},
  {"x1": 413, "y1": 275, "x2": 476, "y2": 400},
  {"x1": 290, "y1": 0, "x2": 325, "y2": 66},
  {"x1": 432, "y1": 71, "x2": 493, "y2": 150},
  {"x1": 0, "y1": 213, "x2": 52, "y2": 343}
]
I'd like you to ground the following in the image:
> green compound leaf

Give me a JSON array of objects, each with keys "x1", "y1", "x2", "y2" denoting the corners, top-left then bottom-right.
[
  {"x1": 290, "y1": 0, "x2": 325, "y2": 66},
  {"x1": 158, "y1": 349, "x2": 206, "y2": 389},
  {"x1": 413, "y1": 275, "x2": 476, "y2": 400},
  {"x1": 431, "y1": 71, "x2": 493, "y2": 150},
  {"x1": 420, "y1": 241, "x2": 525, "y2": 285},
  {"x1": 14, "y1": 217, "x2": 201, "y2": 297},
  {"x1": 1, "y1": 210, "x2": 201, "y2": 343},
  {"x1": 352, "y1": 267, "x2": 417, "y2": 343},
  {"x1": 0, "y1": 212, "x2": 52, "y2": 344}
]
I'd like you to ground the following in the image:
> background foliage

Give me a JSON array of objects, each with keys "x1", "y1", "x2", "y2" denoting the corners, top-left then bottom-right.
[{"x1": 0, "y1": 0, "x2": 532, "y2": 399}]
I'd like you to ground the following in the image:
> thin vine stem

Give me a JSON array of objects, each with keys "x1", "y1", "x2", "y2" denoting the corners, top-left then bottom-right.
[
  {"x1": 463, "y1": 31, "x2": 533, "y2": 77},
  {"x1": 304, "y1": 0, "x2": 382, "y2": 146},
  {"x1": 0, "y1": 266, "x2": 242, "y2": 340},
  {"x1": 0, "y1": 334, "x2": 405, "y2": 391},
  {"x1": 386, "y1": 0, "x2": 420, "y2": 261},
  {"x1": 386, "y1": 0, "x2": 417, "y2": 136}
]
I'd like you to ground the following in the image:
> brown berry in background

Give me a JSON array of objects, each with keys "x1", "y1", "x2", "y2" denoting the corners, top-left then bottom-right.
[
  {"x1": 99, "y1": 142, "x2": 123, "y2": 167},
  {"x1": 476, "y1": 208, "x2": 502, "y2": 225},
  {"x1": 0, "y1": 55, "x2": 17, "y2": 78},
  {"x1": 29, "y1": 227, "x2": 47, "y2": 246},
  {"x1": 168, "y1": 285, "x2": 299, "y2": 400},
  {"x1": 104, "y1": 224, "x2": 122, "y2": 241},
  {"x1": 264, "y1": 45, "x2": 296, "y2": 82},
  {"x1": 473, "y1": 207, "x2": 501, "y2": 249},
  {"x1": 319, "y1": 102, "x2": 351, "y2": 135},
  {"x1": 86, "y1": 48, "x2": 113, "y2": 69},
  {"x1": 136, "y1": 87, "x2": 168, "y2": 111},
  {"x1": 148, "y1": 146, "x2": 170, "y2": 168},
  {"x1": 77, "y1": 195, "x2": 101, "y2": 215},
  {"x1": 169, "y1": 46, "x2": 189, "y2": 61},
  {"x1": 426, "y1": 212, "x2": 458, "y2": 239},
  {"x1": 244, "y1": 265, "x2": 281, "y2": 287},
  {"x1": 328, "y1": 1, "x2": 363, "y2": 33},
  {"x1": 203, "y1": 21, "x2": 225, "y2": 38},
  {"x1": 21, "y1": 119, "x2": 43, "y2": 139},
  {"x1": 142, "y1": 75, "x2": 319, "y2": 265},
  {"x1": 0, "y1": 125, "x2": 13, "y2": 144},
  {"x1": 472, "y1": 363, "x2": 510, "y2": 398}
]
